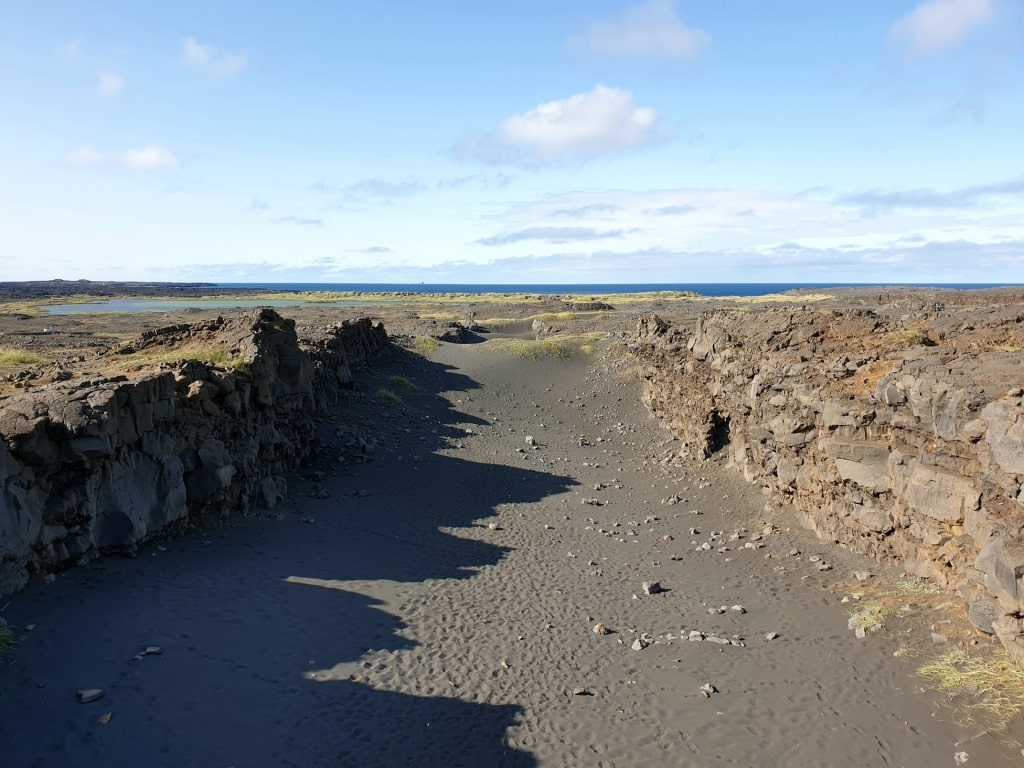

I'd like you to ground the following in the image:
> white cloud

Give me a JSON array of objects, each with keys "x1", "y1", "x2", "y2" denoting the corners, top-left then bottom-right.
[
  {"x1": 118, "y1": 146, "x2": 180, "y2": 171},
  {"x1": 97, "y1": 70, "x2": 124, "y2": 97},
  {"x1": 57, "y1": 36, "x2": 84, "y2": 58},
  {"x1": 180, "y1": 37, "x2": 247, "y2": 79},
  {"x1": 66, "y1": 145, "x2": 106, "y2": 167},
  {"x1": 889, "y1": 0, "x2": 995, "y2": 55},
  {"x1": 572, "y1": 0, "x2": 710, "y2": 59},
  {"x1": 458, "y1": 85, "x2": 659, "y2": 166}
]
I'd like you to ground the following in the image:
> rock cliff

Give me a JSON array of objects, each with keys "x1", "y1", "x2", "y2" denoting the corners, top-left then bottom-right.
[
  {"x1": 630, "y1": 299, "x2": 1024, "y2": 661},
  {"x1": 0, "y1": 309, "x2": 388, "y2": 595}
]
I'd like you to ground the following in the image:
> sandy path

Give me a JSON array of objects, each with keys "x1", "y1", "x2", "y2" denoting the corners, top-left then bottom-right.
[{"x1": 0, "y1": 338, "x2": 1016, "y2": 766}]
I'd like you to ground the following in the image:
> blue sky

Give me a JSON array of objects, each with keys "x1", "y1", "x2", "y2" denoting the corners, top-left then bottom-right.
[{"x1": 1, "y1": 0, "x2": 1022, "y2": 284}]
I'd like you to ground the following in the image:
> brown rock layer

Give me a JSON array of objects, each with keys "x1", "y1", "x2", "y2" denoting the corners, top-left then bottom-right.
[{"x1": 630, "y1": 303, "x2": 1024, "y2": 661}]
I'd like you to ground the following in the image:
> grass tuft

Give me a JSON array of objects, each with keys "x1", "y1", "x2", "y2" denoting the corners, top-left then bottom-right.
[
  {"x1": 388, "y1": 375, "x2": 420, "y2": 392},
  {"x1": 375, "y1": 388, "x2": 404, "y2": 407},
  {"x1": 0, "y1": 623, "x2": 13, "y2": 655},
  {"x1": 487, "y1": 333, "x2": 604, "y2": 360},
  {"x1": 407, "y1": 336, "x2": 440, "y2": 356},
  {"x1": 112, "y1": 343, "x2": 243, "y2": 370},
  {"x1": 918, "y1": 648, "x2": 1024, "y2": 732},
  {"x1": 848, "y1": 601, "x2": 901, "y2": 631},
  {"x1": 0, "y1": 347, "x2": 47, "y2": 366}
]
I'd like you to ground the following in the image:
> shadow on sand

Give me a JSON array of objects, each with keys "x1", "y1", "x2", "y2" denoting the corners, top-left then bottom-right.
[{"x1": 0, "y1": 350, "x2": 574, "y2": 767}]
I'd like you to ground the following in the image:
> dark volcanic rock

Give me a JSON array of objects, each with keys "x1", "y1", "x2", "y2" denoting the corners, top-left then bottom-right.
[
  {"x1": 0, "y1": 309, "x2": 388, "y2": 595},
  {"x1": 630, "y1": 302, "x2": 1024, "y2": 662}
]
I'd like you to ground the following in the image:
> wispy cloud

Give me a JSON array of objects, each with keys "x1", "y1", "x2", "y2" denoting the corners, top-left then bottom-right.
[
  {"x1": 181, "y1": 37, "x2": 247, "y2": 79},
  {"x1": 644, "y1": 203, "x2": 698, "y2": 216},
  {"x1": 65, "y1": 145, "x2": 182, "y2": 170},
  {"x1": 570, "y1": 0, "x2": 711, "y2": 59},
  {"x1": 57, "y1": 36, "x2": 84, "y2": 58},
  {"x1": 548, "y1": 203, "x2": 621, "y2": 219},
  {"x1": 119, "y1": 146, "x2": 180, "y2": 171},
  {"x1": 456, "y1": 85, "x2": 659, "y2": 167},
  {"x1": 345, "y1": 178, "x2": 426, "y2": 199},
  {"x1": 66, "y1": 145, "x2": 106, "y2": 167},
  {"x1": 96, "y1": 70, "x2": 124, "y2": 97},
  {"x1": 273, "y1": 216, "x2": 323, "y2": 226},
  {"x1": 437, "y1": 172, "x2": 514, "y2": 189},
  {"x1": 478, "y1": 226, "x2": 626, "y2": 246},
  {"x1": 245, "y1": 197, "x2": 269, "y2": 212},
  {"x1": 358, "y1": 246, "x2": 392, "y2": 253},
  {"x1": 151, "y1": 238, "x2": 1024, "y2": 285},
  {"x1": 889, "y1": 0, "x2": 996, "y2": 55},
  {"x1": 838, "y1": 176, "x2": 1024, "y2": 213},
  {"x1": 312, "y1": 177, "x2": 426, "y2": 202}
]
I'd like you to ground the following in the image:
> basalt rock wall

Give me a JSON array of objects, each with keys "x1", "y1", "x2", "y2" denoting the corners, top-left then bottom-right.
[
  {"x1": 630, "y1": 299, "x2": 1024, "y2": 662},
  {"x1": 0, "y1": 309, "x2": 388, "y2": 596}
]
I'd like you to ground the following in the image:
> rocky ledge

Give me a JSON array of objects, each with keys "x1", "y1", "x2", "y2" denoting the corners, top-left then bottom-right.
[
  {"x1": 0, "y1": 309, "x2": 388, "y2": 595},
  {"x1": 630, "y1": 298, "x2": 1024, "y2": 662}
]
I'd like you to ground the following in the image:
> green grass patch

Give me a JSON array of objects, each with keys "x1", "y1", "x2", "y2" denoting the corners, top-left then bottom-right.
[
  {"x1": 375, "y1": 388, "x2": 404, "y2": 407},
  {"x1": 112, "y1": 343, "x2": 245, "y2": 370},
  {"x1": 0, "y1": 623, "x2": 14, "y2": 655},
  {"x1": 405, "y1": 336, "x2": 440, "y2": 356},
  {"x1": 0, "y1": 347, "x2": 47, "y2": 366},
  {"x1": 918, "y1": 648, "x2": 1024, "y2": 732},
  {"x1": 388, "y1": 375, "x2": 419, "y2": 392},
  {"x1": 487, "y1": 333, "x2": 604, "y2": 360}
]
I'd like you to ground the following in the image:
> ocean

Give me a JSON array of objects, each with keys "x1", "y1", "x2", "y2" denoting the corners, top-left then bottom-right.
[{"x1": 217, "y1": 282, "x2": 1019, "y2": 297}]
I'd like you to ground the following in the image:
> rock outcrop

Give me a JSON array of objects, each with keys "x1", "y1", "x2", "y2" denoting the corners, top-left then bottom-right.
[
  {"x1": 0, "y1": 309, "x2": 388, "y2": 595},
  {"x1": 631, "y1": 300, "x2": 1024, "y2": 661}
]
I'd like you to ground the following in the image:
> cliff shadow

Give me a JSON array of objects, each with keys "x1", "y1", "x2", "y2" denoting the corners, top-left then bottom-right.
[{"x1": 0, "y1": 350, "x2": 575, "y2": 768}]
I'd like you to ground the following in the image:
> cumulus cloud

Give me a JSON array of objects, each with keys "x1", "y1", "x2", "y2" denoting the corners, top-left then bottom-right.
[
  {"x1": 97, "y1": 70, "x2": 124, "y2": 97},
  {"x1": 571, "y1": 0, "x2": 711, "y2": 59},
  {"x1": 66, "y1": 145, "x2": 106, "y2": 167},
  {"x1": 477, "y1": 226, "x2": 626, "y2": 246},
  {"x1": 181, "y1": 37, "x2": 247, "y2": 79},
  {"x1": 889, "y1": 0, "x2": 995, "y2": 55},
  {"x1": 119, "y1": 146, "x2": 180, "y2": 171},
  {"x1": 457, "y1": 85, "x2": 659, "y2": 167}
]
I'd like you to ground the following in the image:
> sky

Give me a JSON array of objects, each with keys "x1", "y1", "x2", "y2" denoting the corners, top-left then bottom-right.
[{"x1": 1, "y1": 0, "x2": 1022, "y2": 285}]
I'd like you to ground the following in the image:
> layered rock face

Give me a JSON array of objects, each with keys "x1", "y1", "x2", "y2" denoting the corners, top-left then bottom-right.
[
  {"x1": 0, "y1": 309, "x2": 388, "y2": 595},
  {"x1": 631, "y1": 300, "x2": 1024, "y2": 661}
]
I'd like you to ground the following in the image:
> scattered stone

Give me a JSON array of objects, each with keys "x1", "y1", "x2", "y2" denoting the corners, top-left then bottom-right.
[
  {"x1": 765, "y1": 632, "x2": 779, "y2": 640},
  {"x1": 77, "y1": 689, "x2": 104, "y2": 704},
  {"x1": 593, "y1": 623, "x2": 611, "y2": 635},
  {"x1": 98, "y1": 712, "x2": 112, "y2": 725},
  {"x1": 700, "y1": 683, "x2": 717, "y2": 698},
  {"x1": 631, "y1": 637, "x2": 648, "y2": 651},
  {"x1": 931, "y1": 632, "x2": 948, "y2": 645},
  {"x1": 854, "y1": 570, "x2": 873, "y2": 582},
  {"x1": 954, "y1": 751, "x2": 969, "y2": 765},
  {"x1": 571, "y1": 687, "x2": 593, "y2": 696},
  {"x1": 730, "y1": 605, "x2": 746, "y2": 614},
  {"x1": 642, "y1": 581, "x2": 664, "y2": 596}
]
